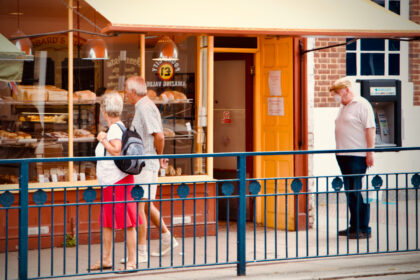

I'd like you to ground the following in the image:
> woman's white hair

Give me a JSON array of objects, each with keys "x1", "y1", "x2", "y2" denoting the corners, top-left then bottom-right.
[
  {"x1": 125, "y1": 76, "x2": 147, "y2": 96},
  {"x1": 101, "y1": 91, "x2": 123, "y2": 117}
]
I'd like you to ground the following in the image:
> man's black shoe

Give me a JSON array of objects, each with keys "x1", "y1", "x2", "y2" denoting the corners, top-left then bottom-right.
[
  {"x1": 338, "y1": 228, "x2": 355, "y2": 236},
  {"x1": 348, "y1": 231, "x2": 371, "y2": 239}
]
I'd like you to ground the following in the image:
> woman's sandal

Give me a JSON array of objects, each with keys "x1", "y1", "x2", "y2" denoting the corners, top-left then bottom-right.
[
  {"x1": 89, "y1": 261, "x2": 113, "y2": 271},
  {"x1": 117, "y1": 264, "x2": 137, "y2": 273}
]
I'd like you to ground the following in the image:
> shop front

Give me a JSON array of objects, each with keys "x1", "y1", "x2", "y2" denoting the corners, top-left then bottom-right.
[{"x1": 1, "y1": 0, "x2": 420, "y2": 249}]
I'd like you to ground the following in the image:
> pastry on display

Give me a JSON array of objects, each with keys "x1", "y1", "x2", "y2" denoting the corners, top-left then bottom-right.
[
  {"x1": 74, "y1": 90, "x2": 96, "y2": 102},
  {"x1": 46, "y1": 131, "x2": 68, "y2": 139},
  {"x1": 47, "y1": 88, "x2": 68, "y2": 102},
  {"x1": 172, "y1": 90, "x2": 187, "y2": 100},
  {"x1": 0, "y1": 130, "x2": 32, "y2": 140},
  {"x1": 163, "y1": 127, "x2": 175, "y2": 137},
  {"x1": 74, "y1": 128, "x2": 94, "y2": 138},
  {"x1": 167, "y1": 165, "x2": 176, "y2": 176},
  {"x1": 0, "y1": 130, "x2": 17, "y2": 139},
  {"x1": 159, "y1": 91, "x2": 175, "y2": 103},
  {"x1": 176, "y1": 167, "x2": 182, "y2": 176},
  {"x1": 17, "y1": 131, "x2": 32, "y2": 139},
  {"x1": 24, "y1": 87, "x2": 48, "y2": 102},
  {"x1": 147, "y1": 89, "x2": 157, "y2": 100},
  {"x1": 52, "y1": 114, "x2": 67, "y2": 123},
  {"x1": 0, "y1": 174, "x2": 18, "y2": 184}
]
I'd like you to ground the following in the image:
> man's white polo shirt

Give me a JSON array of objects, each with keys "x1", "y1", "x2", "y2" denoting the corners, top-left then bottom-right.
[{"x1": 335, "y1": 96, "x2": 376, "y2": 157}]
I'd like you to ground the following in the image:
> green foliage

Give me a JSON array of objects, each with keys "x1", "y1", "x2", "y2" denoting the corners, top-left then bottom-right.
[{"x1": 65, "y1": 234, "x2": 76, "y2": 247}]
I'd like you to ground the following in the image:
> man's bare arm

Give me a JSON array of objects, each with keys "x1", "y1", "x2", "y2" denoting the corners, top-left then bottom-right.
[{"x1": 365, "y1": 127, "x2": 376, "y2": 167}]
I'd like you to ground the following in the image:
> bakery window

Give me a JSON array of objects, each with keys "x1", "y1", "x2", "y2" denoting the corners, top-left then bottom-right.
[{"x1": 139, "y1": 36, "x2": 206, "y2": 177}]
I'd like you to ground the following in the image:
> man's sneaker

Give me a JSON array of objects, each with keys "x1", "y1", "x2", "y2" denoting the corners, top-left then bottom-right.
[
  {"x1": 120, "y1": 252, "x2": 148, "y2": 264},
  {"x1": 151, "y1": 237, "x2": 179, "y2": 257}
]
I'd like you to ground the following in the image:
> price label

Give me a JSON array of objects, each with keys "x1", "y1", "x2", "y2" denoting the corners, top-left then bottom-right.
[{"x1": 157, "y1": 62, "x2": 175, "y2": 81}]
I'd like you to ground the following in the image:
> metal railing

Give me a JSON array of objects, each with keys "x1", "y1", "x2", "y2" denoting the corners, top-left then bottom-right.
[{"x1": 0, "y1": 147, "x2": 419, "y2": 279}]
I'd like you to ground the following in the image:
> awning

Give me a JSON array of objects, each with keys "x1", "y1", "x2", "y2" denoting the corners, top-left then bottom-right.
[
  {"x1": 0, "y1": 33, "x2": 27, "y2": 82},
  {"x1": 85, "y1": 0, "x2": 420, "y2": 38}
]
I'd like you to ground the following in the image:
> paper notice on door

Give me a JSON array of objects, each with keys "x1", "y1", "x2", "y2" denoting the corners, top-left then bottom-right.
[
  {"x1": 268, "y1": 97, "x2": 284, "y2": 116},
  {"x1": 268, "y1": 70, "x2": 282, "y2": 96}
]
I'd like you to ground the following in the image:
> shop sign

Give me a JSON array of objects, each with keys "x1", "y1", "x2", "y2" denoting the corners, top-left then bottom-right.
[
  {"x1": 370, "y1": 87, "x2": 396, "y2": 96},
  {"x1": 152, "y1": 60, "x2": 181, "y2": 81},
  {"x1": 157, "y1": 62, "x2": 175, "y2": 81},
  {"x1": 31, "y1": 34, "x2": 86, "y2": 50}
]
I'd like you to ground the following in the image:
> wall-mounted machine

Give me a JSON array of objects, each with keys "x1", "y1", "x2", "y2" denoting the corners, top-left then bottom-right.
[{"x1": 357, "y1": 79, "x2": 401, "y2": 147}]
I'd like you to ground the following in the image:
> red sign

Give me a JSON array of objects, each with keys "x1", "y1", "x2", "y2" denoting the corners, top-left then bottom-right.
[{"x1": 222, "y1": 111, "x2": 231, "y2": 124}]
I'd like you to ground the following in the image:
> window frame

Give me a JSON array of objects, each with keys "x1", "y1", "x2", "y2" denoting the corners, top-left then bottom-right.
[{"x1": 345, "y1": 0, "x2": 409, "y2": 81}]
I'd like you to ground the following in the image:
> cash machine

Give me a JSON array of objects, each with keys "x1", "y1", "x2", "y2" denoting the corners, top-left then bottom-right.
[{"x1": 357, "y1": 79, "x2": 401, "y2": 147}]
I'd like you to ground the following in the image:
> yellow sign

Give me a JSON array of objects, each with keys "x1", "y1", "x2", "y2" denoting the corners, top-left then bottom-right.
[{"x1": 157, "y1": 62, "x2": 174, "y2": 81}]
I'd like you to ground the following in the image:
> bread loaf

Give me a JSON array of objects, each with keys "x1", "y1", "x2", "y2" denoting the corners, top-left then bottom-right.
[
  {"x1": 147, "y1": 89, "x2": 157, "y2": 100},
  {"x1": 172, "y1": 91, "x2": 187, "y2": 100},
  {"x1": 48, "y1": 89, "x2": 68, "y2": 101},
  {"x1": 159, "y1": 91, "x2": 174, "y2": 103},
  {"x1": 163, "y1": 128, "x2": 175, "y2": 137},
  {"x1": 24, "y1": 88, "x2": 47, "y2": 101},
  {"x1": 74, "y1": 90, "x2": 96, "y2": 101}
]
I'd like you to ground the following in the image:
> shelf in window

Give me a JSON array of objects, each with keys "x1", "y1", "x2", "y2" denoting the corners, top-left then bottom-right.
[
  {"x1": 57, "y1": 137, "x2": 96, "y2": 143},
  {"x1": 0, "y1": 99, "x2": 98, "y2": 106},
  {"x1": 153, "y1": 99, "x2": 192, "y2": 105},
  {"x1": 165, "y1": 134, "x2": 194, "y2": 140}
]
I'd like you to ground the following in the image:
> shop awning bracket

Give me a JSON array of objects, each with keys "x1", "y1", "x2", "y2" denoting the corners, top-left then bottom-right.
[{"x1": 300, "y1": 37, "x2": 420, "y2": 56}]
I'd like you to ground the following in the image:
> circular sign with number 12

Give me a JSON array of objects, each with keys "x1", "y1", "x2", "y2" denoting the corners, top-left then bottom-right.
[{"x1": 158, "y1": 62, "x2": 175, "y2": 81}]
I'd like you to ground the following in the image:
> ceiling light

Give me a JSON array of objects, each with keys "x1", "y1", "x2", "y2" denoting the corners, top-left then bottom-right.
[
  {"x1": 11, "y1": 30, "x2": 33, "y2": 56},
  {"x1": 81, "y1": 38, "x2": 109, "y2": 60},
  {"x1": 152, "y1": 36, "x2": 179, "y2": 61}
]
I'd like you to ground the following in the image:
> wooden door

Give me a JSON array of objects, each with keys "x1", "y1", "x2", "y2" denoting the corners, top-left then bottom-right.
[{"x1": 255, "y1": 36, "x2": 295, "y2": 230}]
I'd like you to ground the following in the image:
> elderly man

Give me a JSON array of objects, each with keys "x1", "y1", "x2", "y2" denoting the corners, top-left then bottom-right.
[
  {"x1": 122, "y1": 76, "x2": 178, "y2": 264},
  {"x1": 329, "y1": 77, "x2": 376, "y2": 239}
]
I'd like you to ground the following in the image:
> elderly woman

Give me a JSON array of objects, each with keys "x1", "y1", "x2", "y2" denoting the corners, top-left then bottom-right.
[{"x1": 91, "y1": 92, "x2": 140, "y2": 271}]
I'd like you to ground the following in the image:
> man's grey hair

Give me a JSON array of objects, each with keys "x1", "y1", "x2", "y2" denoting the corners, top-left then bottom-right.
[
  {"x1": 101, "y1": 91, "x2": 123, "y2": 117},
  {"x1": 126, "y1": 76, "x2": 147, "y2": 96}
]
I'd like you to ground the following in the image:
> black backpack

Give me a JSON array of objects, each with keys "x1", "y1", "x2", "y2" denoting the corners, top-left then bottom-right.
[{"x1": 105, "y1": 122, "x2": 146, "y2": 175}]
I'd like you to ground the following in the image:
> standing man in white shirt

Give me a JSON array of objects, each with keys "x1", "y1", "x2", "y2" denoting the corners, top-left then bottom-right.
[
  {"x1": 329, "y1": 77, "x2": 376, "y2": 239},
  {"x1": 123, "y1": 76, "x2": 178, "y2": 264}
]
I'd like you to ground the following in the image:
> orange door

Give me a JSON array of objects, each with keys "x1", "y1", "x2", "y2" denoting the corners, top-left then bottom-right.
[{"x1": 255, "y1": 36, "x2": 295, "y2": 230}]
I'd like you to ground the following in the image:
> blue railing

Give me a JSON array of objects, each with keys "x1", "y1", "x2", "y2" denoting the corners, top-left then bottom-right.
[{"x1": 0, "y1": 147, "x2": 419, "y2": 279}]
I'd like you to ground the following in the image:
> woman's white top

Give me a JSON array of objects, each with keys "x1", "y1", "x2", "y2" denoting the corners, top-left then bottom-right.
[{"x1": 95, "y1": 121, "x2": 126, "y2": 186}]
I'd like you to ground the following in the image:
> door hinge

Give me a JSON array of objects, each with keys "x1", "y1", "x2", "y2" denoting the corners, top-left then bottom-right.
[{"x1": 250, "y1": 66, "x2": 255, "y2": 76}]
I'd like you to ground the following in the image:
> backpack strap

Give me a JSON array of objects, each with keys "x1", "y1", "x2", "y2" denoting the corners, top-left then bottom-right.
[
  {"x1": 103, "y1": 123, "x2": 125, "y2": 156},
  {"x1": 116, "y1": 122, "x2": 126, "y2": 133}
]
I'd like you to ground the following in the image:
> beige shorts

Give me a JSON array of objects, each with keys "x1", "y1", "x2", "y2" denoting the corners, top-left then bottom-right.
[{"x1": 134, "y1": 169, "x2": 158, "y2": 200}]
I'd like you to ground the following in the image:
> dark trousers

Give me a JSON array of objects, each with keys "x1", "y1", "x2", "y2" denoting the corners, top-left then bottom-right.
[{"x1": 336, "y1": 155, "x2": 371, "y2": 233}]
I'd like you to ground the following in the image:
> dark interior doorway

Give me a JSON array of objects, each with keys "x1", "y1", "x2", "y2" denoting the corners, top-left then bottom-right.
[{"x1": 214, "y1": 53, "x2": 254, "y2": 221}]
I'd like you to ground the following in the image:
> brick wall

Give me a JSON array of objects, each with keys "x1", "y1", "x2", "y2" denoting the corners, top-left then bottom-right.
[
  {"x1": 410, "y1": 1, "x2": 420, "y2": 106},
  {"x1": 313, "y1": 38, "x2": 346, "y2": 107}
]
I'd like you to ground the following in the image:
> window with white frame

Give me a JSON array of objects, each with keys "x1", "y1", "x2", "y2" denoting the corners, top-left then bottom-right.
[{"x1": 346, "y1": 0, "x2": 406, "y2": 77}]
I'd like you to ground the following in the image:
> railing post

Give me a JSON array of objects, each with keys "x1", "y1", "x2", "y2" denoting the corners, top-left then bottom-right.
[
  {"x1": 19, "y1": 161, "x2": 29, "y2": 280},
  {"x1": 237, "y1": 154, "x2": 246, "y2": 276}
]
